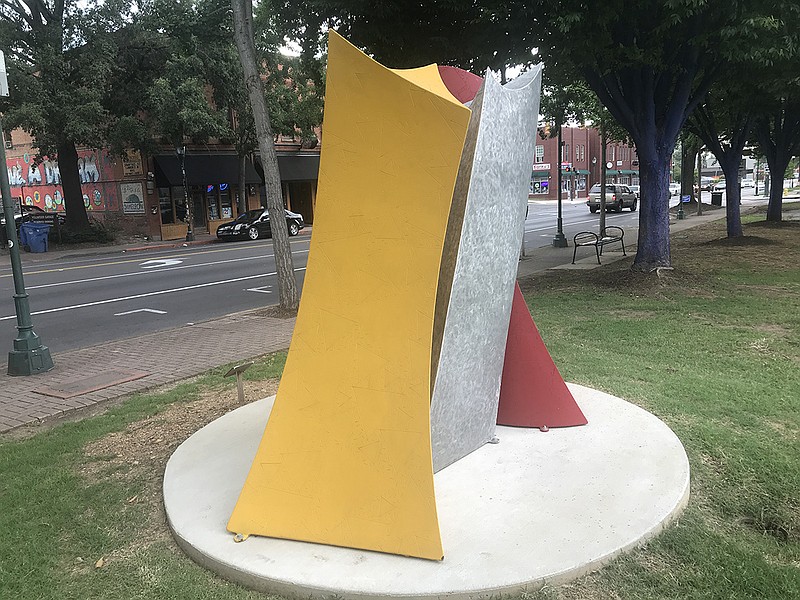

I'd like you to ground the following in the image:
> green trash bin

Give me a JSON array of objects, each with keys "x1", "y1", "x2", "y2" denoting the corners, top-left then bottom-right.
[{"x1": 20, "y1": 222, "x2": 51, "y2": 253}]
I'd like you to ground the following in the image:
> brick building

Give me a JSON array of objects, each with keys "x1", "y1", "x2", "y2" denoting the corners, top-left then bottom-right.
[
  {"x1": 530, "y1": 126, "x2": 639, "y2": 200},
  {"x1": 3, "y1": 128, "x2": 320, "y2": 241}
]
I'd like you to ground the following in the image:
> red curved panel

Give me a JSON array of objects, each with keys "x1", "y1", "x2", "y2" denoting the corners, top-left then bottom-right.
[
  {"x1": 497, "y1": 283, "x2": 588, "y2": 428},
  {"x1": 437, "y1": 66, "x2": 484, "y2": 104}
]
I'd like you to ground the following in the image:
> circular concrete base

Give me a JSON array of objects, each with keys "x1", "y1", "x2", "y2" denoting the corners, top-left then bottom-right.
[{"x1": 164, "y1": 384, "x2": 689, "y2": 599}]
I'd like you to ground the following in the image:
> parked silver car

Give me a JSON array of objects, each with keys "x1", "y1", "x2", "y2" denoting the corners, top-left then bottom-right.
[{"x1": 586, "y1": 184, "x2": 637, "y2": 213}]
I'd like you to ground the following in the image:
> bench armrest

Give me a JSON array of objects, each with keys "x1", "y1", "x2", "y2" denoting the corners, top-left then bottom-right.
[
  {"x1": 601, "y1": 226, "x2": 624, "y2": 239},
  {"x1": 573, "y1": 231, "x2": 599, "y2": 245}
]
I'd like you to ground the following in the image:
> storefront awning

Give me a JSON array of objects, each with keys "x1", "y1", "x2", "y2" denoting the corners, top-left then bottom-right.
[
  {"x1": 532, "y1": 170, "x2": 550, "y2": 177},
  {"x1": 561, "y1": 169, "x2": 589, "y2": 175},
  {"x1": 605, "y1": 169, "x2": 639, "y2": 175},
  {"x1": 255, "y1": 153, "x2": 320, "y2": 182},
  {"x1": 153, "y1": 154, "x2": 262, "y2": 187}
]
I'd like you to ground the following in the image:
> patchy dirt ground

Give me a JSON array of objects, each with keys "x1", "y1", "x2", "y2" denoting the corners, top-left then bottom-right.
[{"x1": 80, "y1": 377, "x2": 279, "y2": 559}]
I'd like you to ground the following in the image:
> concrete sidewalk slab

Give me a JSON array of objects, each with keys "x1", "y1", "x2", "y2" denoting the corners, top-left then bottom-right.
[{"x1": 164, "y1": 384, "x2": 690, "y2": 599}]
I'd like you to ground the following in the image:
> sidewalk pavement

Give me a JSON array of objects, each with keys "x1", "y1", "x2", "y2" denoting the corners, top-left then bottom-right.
[{"x1": 0, "y1": 205, "x2": 740, "y2": 434}]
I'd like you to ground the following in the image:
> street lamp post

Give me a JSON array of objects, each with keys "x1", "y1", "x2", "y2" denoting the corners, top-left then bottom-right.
[
  {"x1": 0, "y1": 51, "x2": 53, "y2": 375},
  {"x1": 552, "y1": 128, "x2": 568, "y2": 248},
  {"x1": 176, "y1": 145, "x2": 194, "y2": 242}
]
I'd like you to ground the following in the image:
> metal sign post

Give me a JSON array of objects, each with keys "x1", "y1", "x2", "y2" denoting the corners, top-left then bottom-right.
[
  {"x1": 0, "y1": 50, "x2": 54, "y2": 375},
  {"x1": 224, "y1": 361, "x2": 254, "y2": 404}
]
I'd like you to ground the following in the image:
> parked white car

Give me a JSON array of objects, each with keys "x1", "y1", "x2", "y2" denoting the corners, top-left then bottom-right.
[
  {"x1": 741, "y1": 178, "x2": 755, "y2": 188},
  {"x1": 669, "y1": 183, "x2": 680, "y2": 196}
]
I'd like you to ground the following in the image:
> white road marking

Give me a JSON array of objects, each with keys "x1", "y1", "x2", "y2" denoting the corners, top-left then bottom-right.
[
  {"x1": 114, "y1": 308, "x2": 167, "y2": 316},
  {"x1": 0, "y1": 267, "x2": 306, "y2": 321},
  {"x1": 24, "y1": 250, "x2": 309, "y2": 290},
  {"x1": 246, "y1": 285, "x2": 273, "y2": 294},
  {"x1": 140, "y1": 259, "x2": 183, "y2": 268},
  {"x1": 0, "y1": 236, "x2": 311, "y2": 277}
]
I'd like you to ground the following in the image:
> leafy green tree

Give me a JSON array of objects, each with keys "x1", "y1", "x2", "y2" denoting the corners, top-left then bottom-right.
[
  {"x1": 737, "y1": 1, "x2": 800, "y2": 221},
  {"x1": 273, "y1": 0, "x2": 537, "y2": 76},
  {"x1": 534, "y1": 1, "x2": 747, "y2": 270},
  {"x1": 686, "y1": 87, "x2": 752, "y2": 237},
  {"x1": 0, "y1": 0, "x2": 131, "y2": 231},
  {"x1": 135, "y1": 0, "x2": 228, "y2": 149}
]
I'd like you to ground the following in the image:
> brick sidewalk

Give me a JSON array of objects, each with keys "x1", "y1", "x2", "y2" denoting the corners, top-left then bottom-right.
[{"x1": 0, "y1": 310, "x2": 295, "y2": 433}]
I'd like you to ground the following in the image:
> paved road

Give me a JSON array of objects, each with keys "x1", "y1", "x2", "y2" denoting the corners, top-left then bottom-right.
[
  {"x1": 0, "y1": 237, "x2": 310, "y2": 354},
  {"x1": 523, "y1": 187, "x2": 761, "y2": 248}
]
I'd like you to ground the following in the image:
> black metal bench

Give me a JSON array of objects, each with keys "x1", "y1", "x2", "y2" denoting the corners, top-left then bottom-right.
[{"x1": 572, "y1": 226, "x2": 626, "y2": 264}]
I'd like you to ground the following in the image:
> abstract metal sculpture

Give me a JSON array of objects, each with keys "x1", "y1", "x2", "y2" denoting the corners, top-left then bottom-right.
[{"x1": 228, "y1": 32, "x2": 576, "y2": 561}]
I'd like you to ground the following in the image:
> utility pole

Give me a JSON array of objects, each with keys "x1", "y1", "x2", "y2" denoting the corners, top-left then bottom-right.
[{"x1": 0, "y1": 51, "x2": 53, "y2": 375}]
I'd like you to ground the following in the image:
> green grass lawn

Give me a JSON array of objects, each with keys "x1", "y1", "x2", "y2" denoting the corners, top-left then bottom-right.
[{"x1": 1, "y1": 212, "x2": 798, "y2": 599}]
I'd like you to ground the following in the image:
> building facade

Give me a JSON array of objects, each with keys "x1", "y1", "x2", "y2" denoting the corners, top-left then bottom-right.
[
  {"x1": 3, "y1": 128, "x2": 320, "y2": 241},
  {"x1": 530, "y1": 126, "x2": 639, "y2": 200}
]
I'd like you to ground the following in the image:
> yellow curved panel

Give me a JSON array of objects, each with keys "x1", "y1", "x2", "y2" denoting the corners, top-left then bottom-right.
[
  {"x1": 391, "y1": 65, "x2": 461, "y2": 105},
  {"x1": 227, "y1": 31, "x2": 470, "y2": 561}
]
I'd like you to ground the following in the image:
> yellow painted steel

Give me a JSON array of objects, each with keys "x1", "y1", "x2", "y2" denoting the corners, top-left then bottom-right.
[{"x1": 227, "y1": 31, "x2": 470, "y2": 560}]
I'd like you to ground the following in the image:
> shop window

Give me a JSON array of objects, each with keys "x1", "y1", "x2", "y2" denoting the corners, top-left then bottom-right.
[
  {"x1": 535, "y1": 145, "x2": 544, "y2": 163},
  {"x1": 529, "y1": 178, "x2": 549, "y2": 195},
  {"x1": 206, "y1": 185, "x2": 219, "y2": 220},
  {"x1": 219, "y1": 184, "x2": 233, "y2": 219},
  {"x1": 160, "y1": 187, "x2": 189, "y2": 224},
  {"x1": 172, "y1": 186, "x2": 187, "y2": 222}
]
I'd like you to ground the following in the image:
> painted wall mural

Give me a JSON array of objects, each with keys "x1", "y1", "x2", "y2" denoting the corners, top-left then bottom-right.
[{"x1": 5, "y1": 149, "x2": 119, "y2": 212}]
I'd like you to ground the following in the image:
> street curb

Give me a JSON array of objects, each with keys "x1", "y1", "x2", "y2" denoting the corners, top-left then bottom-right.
[{"x1": 123, "y1": 238, "x2": 219, "y2": 253}]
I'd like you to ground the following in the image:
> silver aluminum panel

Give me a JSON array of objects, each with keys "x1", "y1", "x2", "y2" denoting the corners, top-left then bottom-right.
[{"x1": 431, "y1": 66, "x2": 543, "y2": 472}]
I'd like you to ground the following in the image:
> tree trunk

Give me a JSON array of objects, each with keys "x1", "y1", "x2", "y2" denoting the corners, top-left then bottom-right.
[
  {"x1": 696, "y1": 149, "x2": 703, "y2": 216},
  {"x1": 681, "y1": 140, "x2": 699, "y2": 202},
  {"x1": 633, "y1": 153, "x2": 671, "y2": 271},
  {"x1": 764, "y1": 150, "x2": 789, "y2": 222},
  {"x1": 231, "y1": 0, "x2": 299, "y2": 311},
  {"x1": 57, "y1": 140, "x2": 91, "y2": 231},
  {"x1": 238, "y1": 153, "x2": 247, "y2": 215},
  {"x1": 719, "y1": 154, "x2": 743, "y2": 237},
  {"x1": 754, "y1": 105, "x2": 800, "y2": 223}
]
